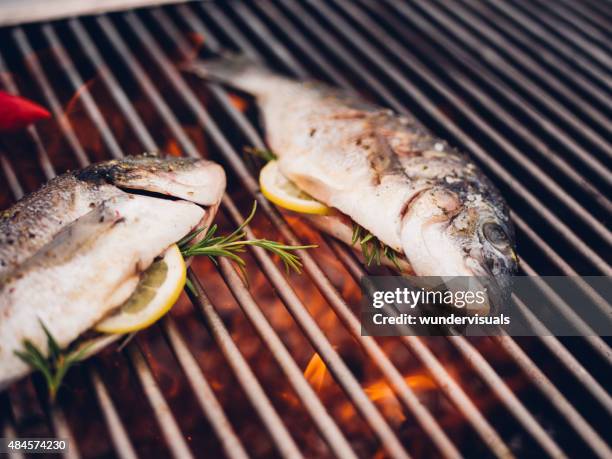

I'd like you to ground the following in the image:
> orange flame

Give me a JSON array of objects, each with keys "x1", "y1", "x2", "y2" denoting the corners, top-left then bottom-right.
[
  {"x1": 364, "y1": 379, "x2": 405, "y2": 423},
  {"x1": 185, "y1": 32, "x2": 206, "y2": 62},
  {"x1": 165, "y1": 138, "x2": 183, "y2": 157},
  {"x1": 63, "y1": 78, "x2": 96, "y2": 118},
  {"x1": 303, "y1": 353, "x2": 328, "y2": 392},
  {"x1": 228, "y1": 93, "x2": 248, "y2": 112},
  {"x1": 364, "y1": 374, "x2": 436, "y2": 424}
]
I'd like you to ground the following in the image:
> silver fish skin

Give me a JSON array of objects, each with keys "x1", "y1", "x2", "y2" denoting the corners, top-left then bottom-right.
[
  {"x1": 189, "y1": 58, "x2": 517, "y2": 311},
  {"x1": 0, "y1": 154, "x2": 225, "y2": 385},
  {"x1": 0, "y1": 154, "x2": 225, "y2": 275}
]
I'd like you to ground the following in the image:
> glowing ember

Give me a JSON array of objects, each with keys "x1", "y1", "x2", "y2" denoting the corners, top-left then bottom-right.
[
  {"x1": 303, "y1": 352, "x2": 328, "y2": 392},
  {"x1": 62, "y1": 78, "x2": 96, "y2": 118},
  {"x1": 228, "y1": 93, "x2": 248, "y2": 112},
  {"x1": 185, "y1": 32, "x2": 206, "y2": 62},
  {"x1": 364, "y1": 374, "x2": 436, "y2": 424},
  {"x1": 164, "y1": 138, "x2": 183, "y2": 157}
]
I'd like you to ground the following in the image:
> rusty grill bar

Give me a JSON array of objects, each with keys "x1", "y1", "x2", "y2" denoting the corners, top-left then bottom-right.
[{"x1": 0, "y1": 1, "x2": 610, "y2": 458}]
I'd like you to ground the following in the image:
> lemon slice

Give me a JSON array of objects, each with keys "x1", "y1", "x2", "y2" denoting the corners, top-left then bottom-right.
[
  {"x1": 259, "y1": 160, "x2": 331, "y2": 215},
  {"x1": 94, "y1": 244, "x2": 186, "y2": 334}
]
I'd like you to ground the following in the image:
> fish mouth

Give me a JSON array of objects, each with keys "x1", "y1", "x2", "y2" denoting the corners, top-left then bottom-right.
[
  {"x1": 398, "y1": 191, "x2": 505, "y2": 315},
  {"x1": 81, "y1": 154, "x2": 226, "y2": 239},
  {"x1": 77, "y1": 155, "x2": 226, "y2": 208},
  {"x1": 472, "y1": 260, "x2": 513, "y2": 315}
]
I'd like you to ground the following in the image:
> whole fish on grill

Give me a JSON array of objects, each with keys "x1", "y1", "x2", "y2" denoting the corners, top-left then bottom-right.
[
  {"x1": 188, "y1": 57, "x2": 517, "y2": 312},
  {"x1": 0, "y1": 154, "x2": 225, "y2": 387}
]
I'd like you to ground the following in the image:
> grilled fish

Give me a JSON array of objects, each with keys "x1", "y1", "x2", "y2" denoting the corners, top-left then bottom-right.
[
  {"x1": 189, "y1": 58, "x2": 517, "y2": 311},
  {"x1": 0, "y1": 154, "x2": 225, "y2": 386}
]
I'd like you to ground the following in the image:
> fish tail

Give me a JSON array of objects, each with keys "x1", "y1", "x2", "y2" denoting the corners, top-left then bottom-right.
[{"x1": 184, "y1": 54, "x2": 274, "y2": 95}]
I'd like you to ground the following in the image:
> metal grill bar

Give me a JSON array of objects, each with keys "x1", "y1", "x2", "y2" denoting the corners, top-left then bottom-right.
[
  {"x1": 185, "y1": 273, "x2": 303, "y2": 459},
  {"x1": 493, "y1": 335, "x2": 612, "y2": 458},
  {"x1": 507, "y1": 293, "x2": 612, "y2": 415},
  {"x1": 527, "y1": 0, "x2": 612, "y2": 56},
  {"x1": 160, "y1": 318, "x2": 250, "y2": 459},
  {"x1": 513, "y1": 1, "x2": 611, "y2": 69},
  {"x1": 557, "y1": 0, "x2": 612, "y2": 32},
  {"x1": 454, "y1": 0, "x2": 611, "y2": 136},
  {"x1": 415, "y1": 1, "x2": 612, "y2": 159},
  {"x1": 575, "y1": 0, "x2": 612, "y2": 23},
  {"x1": 66, "y1": 19, "x2": 158, "y2": 153},
  {"x1": 466, "y1": 0, "x2": 612, "y2": 110},
  {"x1": 128, "y1": 345, "x2": 194, "y2": 459},
  {"x1": 446, "y1": 334, "x2": 567, "y2": 459},
  {"x1": 510, "y1": 212, "x2": 611, "y2": 314},
  {"x1": 37, "y1": 25, "x2": 123, "y2": 159},
  {"x1": 518, "y1": 259, "x2": 611, "y2": 365},
  {"x1": 88, "y1": 369, "x2": 138, "y2": 459},
  {"x1": 215, "y1": 237, "x2": 381, "y2": 459},
  {"x1": 486, "y1": 0, "x2": 611, "y2": 90}
]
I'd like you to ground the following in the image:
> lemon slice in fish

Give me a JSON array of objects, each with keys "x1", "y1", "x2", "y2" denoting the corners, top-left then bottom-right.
[
  {"x1": 94, "y1": 244, "x2": 186, "y2": 334},
  {"x1": 259, "y1": 160, "x2": 330, "y2": 215}
]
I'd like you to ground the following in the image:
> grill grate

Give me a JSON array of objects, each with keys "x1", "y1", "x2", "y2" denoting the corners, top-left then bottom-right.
[{"x1": 0, "y1": 1, "x2": 610, "y2": 458}]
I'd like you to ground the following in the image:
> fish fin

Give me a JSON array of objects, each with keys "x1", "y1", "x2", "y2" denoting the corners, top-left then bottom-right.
[
  {"x1": 184, "y1": 53, "x2": 258, "y2": 80},
  {"x1": 183, "y1": 54, "x2": 274, "y2": 94}
]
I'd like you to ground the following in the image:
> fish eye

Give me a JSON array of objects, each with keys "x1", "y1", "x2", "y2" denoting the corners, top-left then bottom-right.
[{"x1": 483, "y1": 222, "x2": 509, "y2": 247}]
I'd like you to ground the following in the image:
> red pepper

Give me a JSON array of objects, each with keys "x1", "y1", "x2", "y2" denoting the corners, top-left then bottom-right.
[{"x1": 0, "y1": 91, "x2": 51, "y2": 132}]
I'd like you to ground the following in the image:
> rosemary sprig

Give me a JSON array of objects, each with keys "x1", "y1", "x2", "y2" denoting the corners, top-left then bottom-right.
[
  {"x1": 184, "y1": 277, "x2": 198, "y2": 298},
  {"x1": 244, "y1": 146, "x2": 277, "y2": 162},
  {"x1": 14, "y1": 320, "x2": 92, "y2": 402},
  {"x1": 180, "y1": 201, "x2": 315, "y2": 280},
  {"x1": 351, "y1": 223, "x2": 403, "y2": 271}
]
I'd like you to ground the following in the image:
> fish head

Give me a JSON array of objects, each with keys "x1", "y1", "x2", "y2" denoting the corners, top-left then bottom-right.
[
  {"x1": 401, "y1": 184, "x2": 517, "y2": 314},
  {"x1": 76, "y1": 154, "x2": 226, "y2": 208}
]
